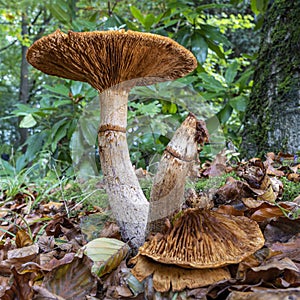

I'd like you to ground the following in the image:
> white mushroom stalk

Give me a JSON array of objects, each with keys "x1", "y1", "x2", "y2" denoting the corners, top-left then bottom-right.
[{"x1": 98, "y1": 88, "x2": 149, "y2": 247}]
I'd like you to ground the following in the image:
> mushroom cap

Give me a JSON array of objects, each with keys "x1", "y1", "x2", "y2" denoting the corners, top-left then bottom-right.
[
  {"x1": 139, "y1": 208, "x2": 264, "y2": 268},
  {"x1": 131, "y1": 254, "x2": 230, "y2": 292},
  {"x1": 26, "y1": 29, "x2": 197, "y2": 92}
]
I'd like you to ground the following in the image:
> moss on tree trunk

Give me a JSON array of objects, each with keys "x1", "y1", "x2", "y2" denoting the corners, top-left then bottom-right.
[{"x1": 241, "y1": 0, "x2": 300, "y2": 157}]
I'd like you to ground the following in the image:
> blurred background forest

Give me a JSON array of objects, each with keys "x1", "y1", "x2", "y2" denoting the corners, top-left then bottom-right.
[{"x1": 0, "y1": 0, "x2": 298, "y2": 190}]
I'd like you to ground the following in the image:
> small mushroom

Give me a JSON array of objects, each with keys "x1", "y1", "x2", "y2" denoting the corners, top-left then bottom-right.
[
  {"x1": 26, "y1": 30, "x2": 197, "y2": 249},
  {"x1": 138, "y1": 208, "x2": 265, "y2": 268}
]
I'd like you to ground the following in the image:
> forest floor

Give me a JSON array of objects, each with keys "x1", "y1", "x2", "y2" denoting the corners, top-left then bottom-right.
[{"x1": 0, "y1": 151, "x2": 300, "y2": 299}]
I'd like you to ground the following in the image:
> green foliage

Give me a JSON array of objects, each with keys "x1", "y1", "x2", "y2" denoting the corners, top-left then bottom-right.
[
  {"x1": 194, "y1": 171, "x2": 239, "y2": 192},
  {"x1": 0, "y1": 0, "x2": 259, "y2": 188},
  {"x1": 8, "y1": 81, "x2": 97, "y2": 172},
  {"x1": 281, "y1": 177, "x2": 300, "y2": 202}
]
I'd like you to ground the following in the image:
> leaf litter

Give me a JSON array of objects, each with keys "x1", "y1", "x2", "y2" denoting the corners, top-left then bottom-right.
[{"x1": 0, "y1": 151, "x2": 299, "y2": 299}]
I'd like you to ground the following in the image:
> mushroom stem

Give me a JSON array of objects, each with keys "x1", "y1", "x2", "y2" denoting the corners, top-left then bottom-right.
[
  {"x1": 98, "y1": 88, "x2": 149, "y2": 249},
  {"x1": 147, "y1": 114, "x2": 208, "y2": 234}
]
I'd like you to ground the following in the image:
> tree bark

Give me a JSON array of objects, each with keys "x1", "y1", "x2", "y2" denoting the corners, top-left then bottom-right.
[
  {"x1": 147, "y1": 114, "x2": 208, "y2": 233},
  {"x1": 98, "y1": 88, "x2": 149, "y2": 250},
  {"x1": 18, "y1": 13, "x2": 30, "y2": 152},
  {"x1": 241, "y1": 0, "x2": 300, "y2": 157}
]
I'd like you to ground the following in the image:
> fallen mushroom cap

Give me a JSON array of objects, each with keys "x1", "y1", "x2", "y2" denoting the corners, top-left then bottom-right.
[
  {"x1": 131, "y1": 255, "x2": 230, "y2": 293},
  {"x1": 26, "y1": 29, "x2": 197, "y2": 92},
  {"x1": 139, "y1": 208, "x2": 264, "y2": 268}
]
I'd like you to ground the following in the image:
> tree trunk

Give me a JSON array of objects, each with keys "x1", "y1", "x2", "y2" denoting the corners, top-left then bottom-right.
[
  {"x1": 18, "y1": 13, "x2": 29, "y2": 152},
  {"x1": 241, "y1": 0, "x2": 300, "y2": 157}
]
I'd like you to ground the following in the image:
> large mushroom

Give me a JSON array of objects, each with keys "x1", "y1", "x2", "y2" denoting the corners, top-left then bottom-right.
[
  {"x1": 26, "y1": 29, "x2": 197, "y2": 248},
  {"x1": 139, "y1": 208, "x2": 265, "y2": 268},
  {"x1": 131, "y1": 208, "x2": 265, "y2": 292}
]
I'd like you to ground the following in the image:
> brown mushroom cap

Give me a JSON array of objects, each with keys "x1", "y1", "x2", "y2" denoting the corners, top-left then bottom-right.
[
  {"x1": 139, "y1": 208, "x2": 264, "y2": 268},
  {"x1": 26, "y1": 29, "x2": 197, "y2": 92},
  {"x1": 131, "y1": 254, "x2": 230, "y2": 292}
]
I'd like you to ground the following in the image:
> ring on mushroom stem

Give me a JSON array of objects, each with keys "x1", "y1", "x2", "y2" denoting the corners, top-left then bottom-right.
[{"x1": 26, "y1": 29, "x2": 197, "y2": 249}]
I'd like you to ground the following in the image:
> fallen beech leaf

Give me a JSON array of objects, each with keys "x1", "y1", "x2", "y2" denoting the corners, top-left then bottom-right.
[
  {"x1": 287, "y1": 173, "x2": 300, "y2": 182},
  {"x1": 32, "y1": 285, "x2": 66, "y2": 300},
  {"x1": 42, "y1": 201, "x2": 64, "y2": 213},
  {"x1": 42, "y1": 256, "x2": 97, "y2": 300},
  {"x1": 83, "y1": 237, "x2": 129, "y2": 277},
  {"x1": 257, "y1": 184, "x2": 276, "y2": 202},
  {"x1": 251, "y1": 257, "x2": 299, "y2": 273},
  {"x1": 9, "y1": 266, "x2": 35, "y2": 300},
  {"x1": 250, "y1": 202, "x2": 297, "y2": 222},
  {"x1": 16, "y1": 229, "x2": 33, "y2": 248},
  {"x1": 242, "y1": 198, "x2": 264, "y2": 209},
  {"x1": 99, "y1": 221, "x2": 121, "y2": 239},
  {"x1": 226, "y1": 288, "x2": 300, "y2": 300},
  {"x1": 202, "y1": 149, "x2": 227, "y2": 177},
  {"x1": 270, "y1": 236, "x2": 300, "y2": 262},
  {"x1": 45, "y1": 215, "x2": 74, "y2": 237},
  {"x1": 243, "y1": 257, "x2": 299, "y2": 285},
  {"x1": 41, "y1": 252, "x2": 75, "y2": 271},
  {"x1": 213, "y1": 177, "x2": 254, "y2": 205},
  {"x1": 7, "y1": 244, "x2": 39, "y2": 261},
  {"x1": 264, "y1": 218, "x2": 300, "y2": 244},
  {"x1": 215, "y1": 205, "x2": 245, "y2": 216}
]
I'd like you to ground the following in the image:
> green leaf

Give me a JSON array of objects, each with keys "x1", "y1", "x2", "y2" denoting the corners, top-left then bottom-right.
[
  {"x1": 191, "y1": 33, "x2": 208, "y2": 64},
  {"x1": 225, "y1": 61, "x2": 239, "y2": 85},
  {"x1": 24, "y1": 132, "x2": 47, "y2": 161},
  {"x1": 51, "y1": 120, "x2": 69, "y2": 152},
  {"x1": 229, "y1": 96, "x2": 248, "y2": 112},
  {"x1": 44, "y1": 84, "x2": 70, "y2": 97},
  {"x1": 70, "y1": 81, "x2": 83, "y2": 96},
  {"x1": 217, "y1": 104, "x2": 233, "y2": 124},
  {"x1": 53, "y1": 99, "x2": 73, "y2": 108},
  {"x1": 130, "y1": 6, "x2": 144, "y2": 25},
  {"x1": 79, "y1": 118, "x2": 97, "y2": 145},
  {"x1": 84, "y1": 238, "x2": 130, "y2": 277},
  {"x1": 143, "y1": 14, "x2": 156, "y2": 30},
  {"x1": 201, "y1": 24, "x2": 231, "y2": 46},
  {"x1": 206, "y1": 39, "x2": 225, "y2": 59},
  {"x1": 0, "y1": 159, "x2": 15, "y2": 176},
  {"x1": 15, "y1": 155, "x2": 27, "y2": 173},
  {"x1": 46, "y1": 0, "x2": 72, "y2": 27},
  {"x1": 236, "y1": 68, "x2": 254, "y2": 91},
  {"x1": 19, "y1": 114, "x2": 37, "y2": 128},
  {"x1": 198, "y1": 73, "x2": 225, "y2": 92}
]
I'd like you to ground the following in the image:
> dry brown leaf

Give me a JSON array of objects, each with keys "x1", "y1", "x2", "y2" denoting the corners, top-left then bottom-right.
[
  {"x1": 213, "y1": 177, "x2": 254, "y2": 206},
  {"x1": 226, "y1": 288, "x2": 300, "y2": 300},
  {"x1": 16, "y1": 229, "x2": 33, "y2": 248},
  {"x1": 250, "y1": 201, "x2": 297, "y2": 222},
  {"x1": 264, "y1": 218, "x2": 300, "y2": 244},
  {"x1": 42, "y1": 256, "x2": 97, "y2": 300},
  {"x1": 270, "y1": 236, "x2": 300, "y2": 262}
]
